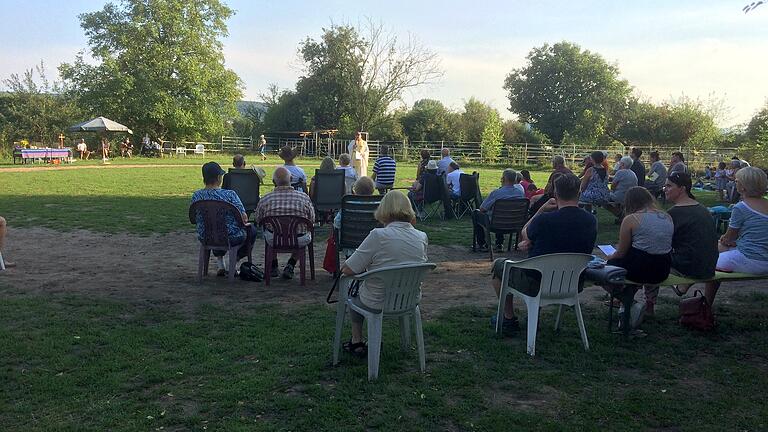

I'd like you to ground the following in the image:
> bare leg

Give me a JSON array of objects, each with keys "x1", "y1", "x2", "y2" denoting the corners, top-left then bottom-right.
[
  {"x1": 350, "y1": 310, "x2": 364, "y2": 343},
  {"x1": 0, "y1": 217, "x2": 15, "y2": 267},
  {"x1": 493, "y1": 278, "x2": 515, "y2": 319},
  {"x1": 704, "y1": 281, "x2": 721, "y2": 306}
]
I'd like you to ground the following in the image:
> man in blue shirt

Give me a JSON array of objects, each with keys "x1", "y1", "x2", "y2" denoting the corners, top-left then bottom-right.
[
  {"x1": 437, "y1": 148, "x2": 455, "y2": 177},
  {"x1": 472, "y1": 169, "x2": 526, "y2": 252},
  {"x1": 191, "y1": 161, "x2": 257, "y2": 277},
  {"x1": 489, "y1": 173, "x2": 597, "y2": 333}
]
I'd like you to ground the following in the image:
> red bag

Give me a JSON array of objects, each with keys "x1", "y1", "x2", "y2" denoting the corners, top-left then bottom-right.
[
  {"x1": 679, "y1": 290, "x2": 715, "y2": 331},
  {"x1": 322, "y1": 235, "x2": 338, "y2": 274}
]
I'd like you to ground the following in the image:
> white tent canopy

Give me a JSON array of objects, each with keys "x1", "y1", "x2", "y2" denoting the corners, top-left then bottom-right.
[{"x1": 67, "y1": 117, "x2": 133, "y2": 134}]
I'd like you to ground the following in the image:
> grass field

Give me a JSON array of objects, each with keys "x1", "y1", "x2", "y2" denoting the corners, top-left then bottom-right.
[{"x1": 2, "y1": 155, "x2": 764, "y2": 431}]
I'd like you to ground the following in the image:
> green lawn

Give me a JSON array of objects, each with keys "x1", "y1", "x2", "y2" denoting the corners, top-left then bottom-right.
[{"x1": 2, "y1": 156, "x2": 760, "y2": 431}]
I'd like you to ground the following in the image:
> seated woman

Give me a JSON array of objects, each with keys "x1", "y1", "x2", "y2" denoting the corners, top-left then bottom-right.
[
  {"x1": 191, "y1": 162, "x2": 257, "y2": 277},
  {"x1": 340, "y1": 191, "x2": 428, "y2": 357},
  {"x1": 579, "y1": 151, "x2": 610, "y2": 206},
  {"x1": 605, "y1": 156, "x2": 639, "y2": 218},
  {"x1": 309, "y1": 157, "x2": 336, "y2": 199},
  {"x1": 606, "y1": 186, "x2": 673, "y2": 289},
  {"x1": 578, "y1": 155, "x2": 594, "y2": 179},
  {"x1": 519, "y1": 170, "x2": 542, "y2": 199},
  {"x1": 703, "y1": 167, "x2": 768, "y2": 307},
  {"x1": 408, "y1": 160, "x2": 439, "y2": 213},
  {"x1": 529, "y1": 172, "x2": 564, "y2": 215},
  {"x1": 0, "y1": 216, "x2": 16, "y2": 269},
  {"x1": 416, "y1": 149, "x2": 431, "y2": 179}
]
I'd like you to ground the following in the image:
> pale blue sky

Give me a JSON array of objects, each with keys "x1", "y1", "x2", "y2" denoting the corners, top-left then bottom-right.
[{"x1": 2, "y1": 0, "x2": 766, "y2": 125}]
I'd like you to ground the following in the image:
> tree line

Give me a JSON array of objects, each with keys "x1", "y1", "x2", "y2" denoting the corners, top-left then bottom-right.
[{"x1": 1, "y1": 0, "x2": 766, "y2": 166}]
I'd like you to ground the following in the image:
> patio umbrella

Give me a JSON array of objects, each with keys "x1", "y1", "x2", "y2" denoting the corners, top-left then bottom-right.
[{"x1": 67, "y1": 117, "x2": 133, "y2": 134}]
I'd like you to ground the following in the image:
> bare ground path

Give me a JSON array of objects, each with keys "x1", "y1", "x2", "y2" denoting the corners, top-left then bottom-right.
[{"x1": 1, "y1": 228, "x2": 766, "y2": 319}]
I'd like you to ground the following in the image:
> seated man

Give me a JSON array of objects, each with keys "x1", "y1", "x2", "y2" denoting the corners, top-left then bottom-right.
[
  {"x1": 191, "y1": 162, "x2": 257, "y2": 277},
  {"x1": 76, "y1": 139, "x2": 91, "y2": 160},
  {"x1": 489, "y1": 173, "x2": 597, "y2": 333},
  {"x1": 445, "y1": 162, "x2": 464, "y2": 199},
  {"x1": 278, "y1": 146, "x2": 307, "y2": 192},
  {"x1": 0, "y1": 216, "x2": 16, "y2": 269},
  {"x1": 222, "y1": 154, "x2": 246, "y2": 189},
  {"x1": 472, "y1": 169, "x2": 525, "y2": 252},
  {"x1": 371, "y1": 145, "x2": 397, "y2": 193},
  {"x1": 254, "y1": 166, "x2": 316, "y2": 279}
]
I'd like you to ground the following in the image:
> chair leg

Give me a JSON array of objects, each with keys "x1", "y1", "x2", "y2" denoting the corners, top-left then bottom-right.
[
  {"x1": 414, "y1": 306, "x2": 426, "y2": 373},
  {"x1": 555, "y1": 304, "x2": 564, "y2": 331},
  {"x1": 0, "y1": 251, "x2": 5, "y2": 271},
  {"x1": 203, "y1": 249, "x2": 211, "y2": 276},
  {"x1": 332, "y1": 300, "x2": 347, "y2": 365},
  {"x1": 264, "y1": 245, "x2": 272, "y2": 286},
  {"x1": 298, "y1": 249, "x2": 306, "y2": 286},
  {"x1": 495, "y1": 288, "x2": 507, "y2": 335},
  {"x1": 228, "y1": 247, "x2": 238, "y2": 283},
  {"x1": 197, "y1": 246, "x2": 206, "y2": 284},
  {"x1": 399, "y1": 315, "x2": 411, "y2": 350},
  {"x1": 513, "y1": 231, "x2": 520, "y2": 251},
  {"x1": 308, "y1": 242, "x2": 315, "y2": 280},
  {"x1": 525, "y1": 298, "x2": 540, "y2": 356},
  {"x1": 574, "y1": 301, "x2": 590, "y2": 351},
  {"x1": 367, "y1": 314, "x2": 384, "y2": 381},
  {"x1": 487, "y1": 230, "x2": 494, "y2": 261}
]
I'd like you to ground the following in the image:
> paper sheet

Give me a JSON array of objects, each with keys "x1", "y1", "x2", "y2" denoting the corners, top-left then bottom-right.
[
  {"x1": 597, "y1": 244, "x2": 616, "y2": 256},
  {"x1": 649, "y1": 172, "x2": 659, "y2": 181}
]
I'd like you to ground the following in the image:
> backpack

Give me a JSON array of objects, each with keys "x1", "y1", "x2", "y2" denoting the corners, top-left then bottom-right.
[{"x1": 239, "y1": 262, "x2": 264, "y2": 282}]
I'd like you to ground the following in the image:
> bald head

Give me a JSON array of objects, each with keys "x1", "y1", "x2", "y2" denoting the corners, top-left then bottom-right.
[
  {"x1": 273, "y1": 166, "x2": 291, "y2": 186},
  {"x1": 441, "y1": 148, "x2": 450, "y2": 157}
]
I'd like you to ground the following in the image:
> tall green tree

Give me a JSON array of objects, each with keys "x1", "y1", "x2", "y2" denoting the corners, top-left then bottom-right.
[
  {"x1": 59, "y1": 0, "x2": 242, "y2": 141},
  {"x1": 461, "y1": 98, "x2": 497, "y2": 142},
  {"x1": 400, "y1": 99, "x2": 459, "y2": 141},
  {"x1": 480, "y1": 111, "x2": 503, "y2": 163},
  {"x1": 503, "y1": 41, "x2": 632, "y2": 145}
]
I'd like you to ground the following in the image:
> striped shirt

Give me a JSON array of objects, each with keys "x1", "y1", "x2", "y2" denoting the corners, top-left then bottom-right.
[{"x1": 373, "y1": 156, "x2": 397, "y2": 185}]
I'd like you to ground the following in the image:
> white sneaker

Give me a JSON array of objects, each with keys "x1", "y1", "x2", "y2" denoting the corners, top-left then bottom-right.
[{"x1": 630, "y1": 301, "x2": 647, "y2": 330}]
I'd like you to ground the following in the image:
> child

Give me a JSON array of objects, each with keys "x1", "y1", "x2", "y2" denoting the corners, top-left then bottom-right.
[{"x1": 715, "y1": 161, "x2": 727, "y2": 201}]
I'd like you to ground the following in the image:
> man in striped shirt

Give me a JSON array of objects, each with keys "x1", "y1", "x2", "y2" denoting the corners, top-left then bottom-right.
[{"x1": 372, "y1": 145, "x2": 397, "y2": 193}]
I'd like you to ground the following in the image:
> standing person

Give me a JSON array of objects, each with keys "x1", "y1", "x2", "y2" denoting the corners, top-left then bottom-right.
[
  {"x1": 437, "y1": 148, "x2": 455, "y2": 176},
  {"x1": 662, "y1": 172, "x2": 718, "y2": 303},
  {"x1": 487, "y1": 174, "x2": 597, "y2": 333},
  {"x1": 348, "y1": 132, "x2": 369, "y2": 177},
  {"x1": 645, "y1": 151, "x2": 667, "y2": 198},
  {"x1": 445, "y1": 162, "x2": 464, "y2": 199},
  {"x1": 278, "y1": 146, "x2": 307, "y2": 190},
  {"x1": 76, "y1": 139, "x2": 91, "y2": 160},
  {"x1": 101, "y1": 137, "x2": 110, "y2": 162},
  {"x1": 669, "y1": 152, "x2": 688, "y2": 175},
  {"x1": 471, "y1": 169, "x2": 526, "y2": 253},
  {"x1": 0, "y1": 216, "x2": 16, "y2": 269},
  {"x1": 579, "y1": 151, "x2": 610, "y2": 205},
  {"x1": 259, "y1": 134, "x2": 267, "y2": 160},
  {"x1": 371, "y1": 145, "x2": 397, "y2": 193},
  {"x1": 416, "y1": 149, "x2": 431, "y2": 178},
  {"x1": 630, "y1": 148, "x2": 646, "y2": 187},
  {"x1": 703, "y1": 167, "x2": 768, "y2": 308}
]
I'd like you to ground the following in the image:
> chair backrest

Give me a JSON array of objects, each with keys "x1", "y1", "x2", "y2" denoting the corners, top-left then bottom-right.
[
  {"x1": 188, "y1": 200, "x2": 244, "y2": 248},
  {"x1": 226, "y1": 168, "x2": 261, "y2": 212},
  {"x1": 422, "y1": 173, "x2": 445, "y2": 204},
  {"x1": 504, "y1": 253, "x2": 593, "y2": 300},
  {"x1": 339, "y1": 195, "x2": 383, "y2": 249},
  {"x1": 490, "y1": 198, "x2": 529, "y2": 231},
  {"x1": 259, "y1": 215, "x2": 313, "y2": 249},
  {"x1": 194, "y1": 144, "x2": 205, "y2": 153},
  {"x1": 354, "y1": 263, "x2": 437, "y2": 314},
  {"x1": 312, "y1": 169, "x2": 346, "y2": 211},
  {"x1": 458, "y1": 172, "x2": 480, "y2": 201}
]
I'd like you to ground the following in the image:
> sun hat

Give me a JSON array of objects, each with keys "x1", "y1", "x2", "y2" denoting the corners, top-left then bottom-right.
[
  {"x1": 278, "y1": 145, "x2": 296, "y2": 161},
  {"x1": 667, "y1": 171, "x2": 695, "y2": 199},
  {"x1": 426, "y1": 160, "x2": 438, "y2": 170}
]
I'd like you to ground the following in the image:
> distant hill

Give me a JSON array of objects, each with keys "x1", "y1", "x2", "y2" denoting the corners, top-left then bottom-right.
[{"x1": 236, "y1": 100, "x2": 267, "y2": 120}]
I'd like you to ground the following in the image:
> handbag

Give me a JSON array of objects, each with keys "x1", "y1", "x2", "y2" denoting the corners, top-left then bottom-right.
[
  {"x1": 679, "y1": 290, "x2": 715, "y2": 331},
  {"x1": 322, "y1": 234, "x2": 338, "y2": 274}
]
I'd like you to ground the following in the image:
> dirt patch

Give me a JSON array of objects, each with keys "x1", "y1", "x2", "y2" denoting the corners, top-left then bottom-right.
[{"x1": 1, "y1": 228, "x2": 767, "y2": 318}]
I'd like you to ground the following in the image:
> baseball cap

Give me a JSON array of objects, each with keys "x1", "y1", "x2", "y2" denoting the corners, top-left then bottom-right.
[
  {"x1": 667, "y1": 171, "x2": 695, "y2": 199},
  {"x1": 202, "y1": 161, "x2": 225, "y2": 183}
]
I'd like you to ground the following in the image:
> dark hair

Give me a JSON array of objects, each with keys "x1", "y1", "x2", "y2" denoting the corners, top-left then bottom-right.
[
  {"x1": 631, "y1": 148, "x2": 642, "y2": 158},
  {"x1": 380, "y1": 145, "x2": 389, "y2": 156},
  {"x1": 420, "y1": 149, "x2": 430, "y2": 159},
  {"x1": 233, "y1": 154, "x2": 245, "y2": 168},
  {"x1": 650, "y1": 151, "x2": 659, "y2": 161},
  {"x1": 623, "y1": 186, "x2": 656, "y2": 214},
  {"x1": 520, "y1": 170, "x2": 532, "y2": 182},
  {"x1": 718, "y1": 161, "x2": 726, "y2": 169},
  {"x1": 449, "y1": 161, "x2": 460, "y2": 170},
  {"x1": 672, "y1": 151, "x2": 685, "y2": 162},
  {"x1": 590, "y1": 151, "x2": 605, "y2": 164},
  {"x1": 554, "y1": 173, "x2": 581, "y2": 201}
]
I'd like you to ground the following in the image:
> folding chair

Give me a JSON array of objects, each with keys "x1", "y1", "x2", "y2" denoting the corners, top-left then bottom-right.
[
  {"x1": 474, "y1": 198, "x2": 530, "y2": 261},
  {"x1": 453, "y1": 172, "x2": 482, "y2": 219},
  {"x1": 415, "y1": 173, "x2": 452, "y2": 221},
  {"x1": 312, "y1": 169, "x2": 346, "y2": 214},
  {"x1": 224, "y1": 168, "x2": 261, "y2": 215},
  {"x1": 335, "y1": 195, "x2": 384, "y2": 273}
]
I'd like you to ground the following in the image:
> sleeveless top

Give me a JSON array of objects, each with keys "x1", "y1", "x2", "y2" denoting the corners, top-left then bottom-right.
[
  {"x1": 580, "y1": 167, "x2": 609, "y2": 204},
  {"x1": 631, "y1": 211, "x2": 673, "y2": 255}
]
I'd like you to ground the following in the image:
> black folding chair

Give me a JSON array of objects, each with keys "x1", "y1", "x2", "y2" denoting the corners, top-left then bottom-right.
[
  {"x1": 223, "y1": 168, "x2": 261, "y2": 215},
  {"x1": 475, "y1": 198, "x2": 530, "y2": 261},
  {"x1": 311, "y1": 169, "x2": 346, "y2": 220},
  {"x1": 335, "y1": 195, "x2": 384, "y2": 273},
  {"x1": 416, "y1": 173, "x2": 453, "y2": 221},
  {"x1": 453, "y1": 171, "x2": 482, "y2": 219}
]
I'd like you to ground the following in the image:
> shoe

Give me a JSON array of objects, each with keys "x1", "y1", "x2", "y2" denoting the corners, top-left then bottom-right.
[
  {"x1": 629, "y1": 301, "x2": 647, "y2": 330},
  {"x1": 282, "y1": 264, "x2": 295, "y2": 280},
  {"x1": 490, "y1": 314, "x2": 520, "y2": 334},
  {"x1": 270, "y1": 267, "x2": 279, "y2": 278}
]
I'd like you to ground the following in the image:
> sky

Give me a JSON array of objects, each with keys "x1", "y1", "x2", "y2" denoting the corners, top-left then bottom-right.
[{"x1": 1, "y1": 0, "x2": 767, "y2": 126}]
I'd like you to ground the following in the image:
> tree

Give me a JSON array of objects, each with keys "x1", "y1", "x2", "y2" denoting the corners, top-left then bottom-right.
[
  {"x1": 503, "y1": 41, "x2": 631, "y2": 145},
  {"x1": 741, "y1": 101, "x2": 768, "y2": 166},
  {"x1": 480, "y1": 111, "x2": 503, "y2": 163},
  {"x1": 461, "y1": 98, "x2": 497, "y2": 142},
  {"x1": 400, "y1": 99, "x2": 459, "y2": 141},
  {"x1": 296, "y1": 20, "x2": 442, "y2": 133},
  {"x1": 59, "y1": 0, "x2": 242, "y2": 141},
  {"x1": 0, "y1": 61, "x2": 83, "y2": 145}
]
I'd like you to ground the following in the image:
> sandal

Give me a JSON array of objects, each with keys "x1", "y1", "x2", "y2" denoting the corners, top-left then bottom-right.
[{"x1": 342, "y1": 341, "x2": 368, "y2": 358}]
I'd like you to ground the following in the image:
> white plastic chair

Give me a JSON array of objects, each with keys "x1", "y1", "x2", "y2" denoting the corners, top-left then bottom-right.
[
  {"x1": 332, "y1": 263, "x2": 436, "y2": 380},
  {"x1": 496, "y1": 253, "x2": 593, "y2": 356},
  {"x1": 175, "y1": 147, "x2": 187, "y2": 157},
  {"x1": 194, "y1": 144, "x2": 205, "y2": 157},
  {"x1": 0, "y1": 251, "x2": 5, "y2": 271}
]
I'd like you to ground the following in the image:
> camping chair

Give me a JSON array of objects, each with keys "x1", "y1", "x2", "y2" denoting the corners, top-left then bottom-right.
[
  {"x1": 0, "y1": 251, "x2": 6, "y2": 270},
  {"x1": 225, "y1": 168, "x2": 261, "y2": 215},
  {"x1": 496, "y1": 253, "x2": 593, "y2": 356},
  {"x1": 194, "y1": 144, "x2": 205, "y2": 157},
  {"x1": 332, "y1": 263, "x2": 437, "y2": 380},
  {"x1": 475, "y1": 198, "x2": 530, "y2": 261},
  {"x1": 188, "y1": 200, "x2": 253, "y2": 283},
  {"x1": 335, "y1": 195, "x2": 384, "y2": 273},
  {"x1": 292, "y1": 178, "x2": 308, "y2": 194},
  {"x1": 260, "y1": 215, "x2": 315, "y2": 286},
  {"x1": 312, "y1": 169, "x2": 346, "y2": 218},
  {"x1": 415, "y1": 172, "x2": 452, "y2": 221},
  {"x1": 453, "y1": 172, "x2": 482, "y2": 219}
]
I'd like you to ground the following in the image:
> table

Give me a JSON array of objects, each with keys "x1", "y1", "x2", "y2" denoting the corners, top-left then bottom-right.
[{"x1": 13, "y1": 148, "x2": 73, "y2": 164}]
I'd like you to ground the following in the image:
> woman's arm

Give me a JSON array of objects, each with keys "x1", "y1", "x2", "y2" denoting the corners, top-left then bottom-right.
[
  {"x1": 719, "y1": 227, "x2": 739, "y2": 248},
  {"x1": 580, "y1": 169, "x2": 592, "y2": 192},
  {"x1": 607, "y1": 215, "x2": 635, "y2": 260}
]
